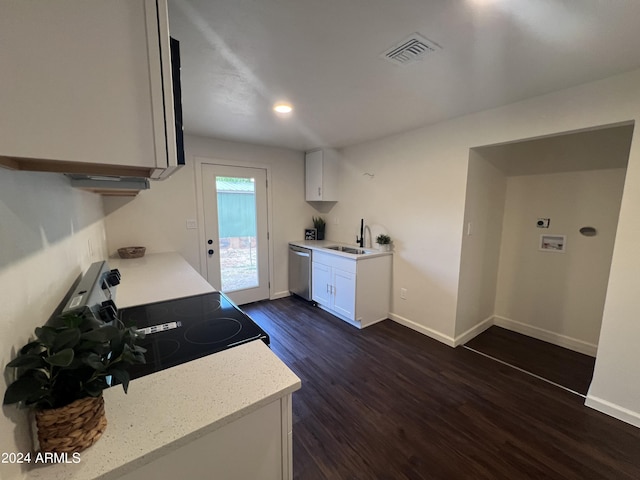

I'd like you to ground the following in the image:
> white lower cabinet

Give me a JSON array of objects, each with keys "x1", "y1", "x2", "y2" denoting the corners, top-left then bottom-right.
[
  {"x1": 312, "y1": 261, "x2": 356, "y2": 319},
  {"x1": 312, "y1": 251, "x2": 391, "y2": 328},
  {"x1": 311, "y1": 262, "x2": 333, "y2": 306},
  {"x1": 331, "y1": 268, "x2": 357, "y2": 319},
  {"x1": 117, "y1": 395, "x2": 293, "y2": 480}
]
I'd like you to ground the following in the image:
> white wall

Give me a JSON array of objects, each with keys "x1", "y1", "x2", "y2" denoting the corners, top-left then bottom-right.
[
  {"x1": 494, "y1": 169, "x2": 626, "y2": 355},
  {"x1": 0, "y1": 170, "x2": 106, "y2": 480},
  {"x1": 334, "y1": 67, "x2": 640, "y2": 425},
  {"x1": 329, "y1": 128, "x2": 469, "y2": 341},
  {"x1": 455, "y1": 151, "x2": 506, "y2": 342},
  {"x1": 104, "y1": 134, "x2": 315, "y2": 299},
  {"x1": 587, "y1": 124, "x2": 640, "y2": 425}
]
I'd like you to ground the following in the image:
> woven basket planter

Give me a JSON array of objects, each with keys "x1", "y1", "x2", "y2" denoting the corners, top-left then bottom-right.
[{"x1": 35, "y1": 395, "x2": 107, "y2": 453}]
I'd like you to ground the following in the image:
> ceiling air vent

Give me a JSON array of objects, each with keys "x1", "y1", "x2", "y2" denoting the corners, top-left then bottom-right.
[{"x1": 381, "y1": 33, "x2": 441, "y2": 65}]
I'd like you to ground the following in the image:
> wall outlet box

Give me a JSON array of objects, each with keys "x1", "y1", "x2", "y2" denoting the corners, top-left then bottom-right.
[
  {"x1": 186, "y1": 219, "x2": 197, "y2": 229},
  {"x1": 537, "y1": 218, "x2": 550, "y2": 228}
]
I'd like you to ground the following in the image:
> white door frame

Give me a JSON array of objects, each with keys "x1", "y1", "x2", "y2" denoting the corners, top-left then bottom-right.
[{"x1": 194, "y1": 156, "x2": 274, "y2": 302}]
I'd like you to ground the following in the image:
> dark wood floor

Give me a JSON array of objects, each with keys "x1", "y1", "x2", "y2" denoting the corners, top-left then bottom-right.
[
  {"x1": 464, "y1": 326, "x2": 596, "y2": 395},
  {"x1": 243, "y1": 297, "x2": 640, "y2": 480}
]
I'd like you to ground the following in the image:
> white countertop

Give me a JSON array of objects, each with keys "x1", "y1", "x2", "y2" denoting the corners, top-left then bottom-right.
[
  {"x1": 109, "y1": 252, "x2": 215, "y2": 308},
  {"x1": 289, "y1": 239, "x2": 393, "y2": 259},
  {"x1": 26, "y1": 252, "x2": 301, "y2": 480}
]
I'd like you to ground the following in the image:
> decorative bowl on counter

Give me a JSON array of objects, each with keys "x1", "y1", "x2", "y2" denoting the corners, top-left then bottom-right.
[{"x1": 117, "y1": 246, "x2": 146, "y2": 259}]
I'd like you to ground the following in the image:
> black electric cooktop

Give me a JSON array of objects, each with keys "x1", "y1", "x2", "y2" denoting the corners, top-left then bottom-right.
[{"x1": 120, "y1": 292, "x2": 270, "y2": 380}]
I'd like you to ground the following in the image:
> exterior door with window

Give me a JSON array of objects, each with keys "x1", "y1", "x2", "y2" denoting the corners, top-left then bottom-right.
[{"x1": 202, "y1": 164, "x2": 269, "y2": 305}]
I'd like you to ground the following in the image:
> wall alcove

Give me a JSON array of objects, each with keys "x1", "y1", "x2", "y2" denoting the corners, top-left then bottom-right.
[{"x1": 456, "y1": 122, "x2": 635, "y2": 392}]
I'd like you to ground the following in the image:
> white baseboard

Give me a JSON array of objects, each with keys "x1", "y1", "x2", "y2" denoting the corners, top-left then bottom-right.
[
  {"x1": 585, "y1": 394, "x2": 640, "y2": 428},
  {"x1": 453, "y1": 316, "x2": 494, "y2": 347},
  {"x1": 388, "y1": 313, "x2": 455, "y2": 347},
  {"x1": 493, "y1": 315, "x2": 598, "y2": 357},
  {"x1": 271, "y1": 290, "x2": 292, "y2": 300}
]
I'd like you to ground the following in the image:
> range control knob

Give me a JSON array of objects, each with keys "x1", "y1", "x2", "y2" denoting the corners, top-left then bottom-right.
[
  {"x1": 98, "y1": 300, "x2": 118, "y2": 323},
  {"x1": 105, "y1": 269, "x2": 121, "y2": 287}
]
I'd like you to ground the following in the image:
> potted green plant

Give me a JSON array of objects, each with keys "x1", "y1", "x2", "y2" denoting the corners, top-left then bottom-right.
[
  {"x1": 3, "y1": 311, "x2": 146, "y2": 453},
  {"x1": 376, "y1": 234, "x2": 392, "y2": 252},
  {"x1": 313, "y1": 216, "x2": 326, "y2": 240}
]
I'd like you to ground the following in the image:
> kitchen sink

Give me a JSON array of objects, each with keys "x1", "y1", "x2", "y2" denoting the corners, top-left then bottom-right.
[{"x1": 326, "y1": 245, "x2": 367, "y2": 255}]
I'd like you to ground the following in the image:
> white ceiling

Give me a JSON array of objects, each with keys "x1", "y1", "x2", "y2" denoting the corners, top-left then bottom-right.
[{"x1": 168, "y1": 0, "x2": 640, "y2": 151}]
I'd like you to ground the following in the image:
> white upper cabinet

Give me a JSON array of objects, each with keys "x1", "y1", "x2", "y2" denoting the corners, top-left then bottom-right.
[
  {"x1": 0, "y1": 0, "x2": 181, "y2": 179},
  {"x1": 305, "y1": 149, "x2": 338, "y2": 201}
]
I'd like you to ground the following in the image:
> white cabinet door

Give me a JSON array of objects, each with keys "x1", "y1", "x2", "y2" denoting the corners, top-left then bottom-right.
[
  {"x1": 305, "y1": 149, "x2": 338, "y2": 201},
  {"x1": 0, "y1": 0, "x2": 176, "y2": 177},
  {"x1": 305, "y1": 150, "x2": 324, "y2": 201},
  {"x1": 332, "y1": 268, "x2": 356, "y2": 320},
  {"x1": 312, "y1": 262, "x2": 332, "y2": 306}
]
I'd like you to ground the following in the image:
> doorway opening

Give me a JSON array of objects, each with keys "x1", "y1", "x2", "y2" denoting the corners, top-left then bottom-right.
[
  {"x1": 457, "y1": 122, "x2": 635, "y2": 394},
  {"x1": 201, "y1": 164, "x2": 270, "y2": 305}
]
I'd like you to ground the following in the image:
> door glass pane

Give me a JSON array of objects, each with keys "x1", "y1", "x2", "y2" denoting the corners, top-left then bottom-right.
[{"x1": 216, "y1": 176, "x2": 258, "y2": 292}]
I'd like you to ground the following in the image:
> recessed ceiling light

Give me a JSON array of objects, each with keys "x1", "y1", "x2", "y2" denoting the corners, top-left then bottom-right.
[{"x1": 273, "y1": 103, "x2": 293, "y2": 114}]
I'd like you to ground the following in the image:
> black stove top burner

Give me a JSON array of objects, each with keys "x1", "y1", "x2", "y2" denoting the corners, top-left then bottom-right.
[
  {"x1": 184, "y1": 317, "x2": 242, "y2": 345},
  {"x1": 172, "y1": 296, "x2": 221, "y2": 318},
  {"x1": 120, "y1": 292, "x2": 269, "y2": 380},
  {"x1": 154, "y1": 339, "x2": 181, "y2": 360}
]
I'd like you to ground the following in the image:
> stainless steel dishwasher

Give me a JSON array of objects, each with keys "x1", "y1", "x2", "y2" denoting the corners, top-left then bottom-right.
[{"x1": 288, "y1": 244, "x2": 312, "y2": 300}]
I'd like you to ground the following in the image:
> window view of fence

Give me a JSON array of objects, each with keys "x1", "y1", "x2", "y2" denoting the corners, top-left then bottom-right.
[{"x1": 216, "y1": 176, "x2": 258, "y2": 292}]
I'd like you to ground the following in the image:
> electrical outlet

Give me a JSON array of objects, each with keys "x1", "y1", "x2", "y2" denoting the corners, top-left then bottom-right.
[
  {"x1": 186, "y1": 219, "x2": 197, "y2": 229},
  {"x1": 400, "y1": 288, "x2": 407, "y2": 300},
  {"x1": 537, "y1": 218, "x2": 550, "y2": 228}
]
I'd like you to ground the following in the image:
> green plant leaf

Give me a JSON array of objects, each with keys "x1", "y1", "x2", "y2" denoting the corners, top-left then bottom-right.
[
  {"x1": 133, "y1": 345, "x2": 147, "y2": 355},
  {"x1": 52, "y1": 328, "x2": 81, "y2": 351},
  {"x1": 6, "y1": 353, "x2": 45, "y2": 370},
  {"x1": 109, "y1": 368, "x2": 130, "y2": 394},
  {"x1": 3, "y1": 376, "x2": 44, "y2": 405},
  {"x1": 81, "y1": 326, "x2": 119, "y2": 343},
  {"x1": 61, "y1": 313, "x2": 85, "y2": 329},
  {"x1": 83, "y1": 380, "x2": 106, "y2": 397},
  {"x1": 34, "y1": 326, "x2": 58, "y2": 348},
  {"x1": 120, "y1": 344, "x2": 138, "y2": 364},
  {"x1": 82, "y1": 352, "x2": 106, "y2": 371},
  {"x1": 6, "y1": 309, "x2": 146, "y2": 408},
  {"x1": 109, "y1": 335, "x2": 125, "y2": 358},
  {"x1": 19, "y1": 341, "x2": 42, "y2": 355},
  {"x1": 75, "y1": 340, "x2": 108, "y2": 355},
  {"x1": 44, "y1": 348, "x2": 74, "y2": 367}
]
